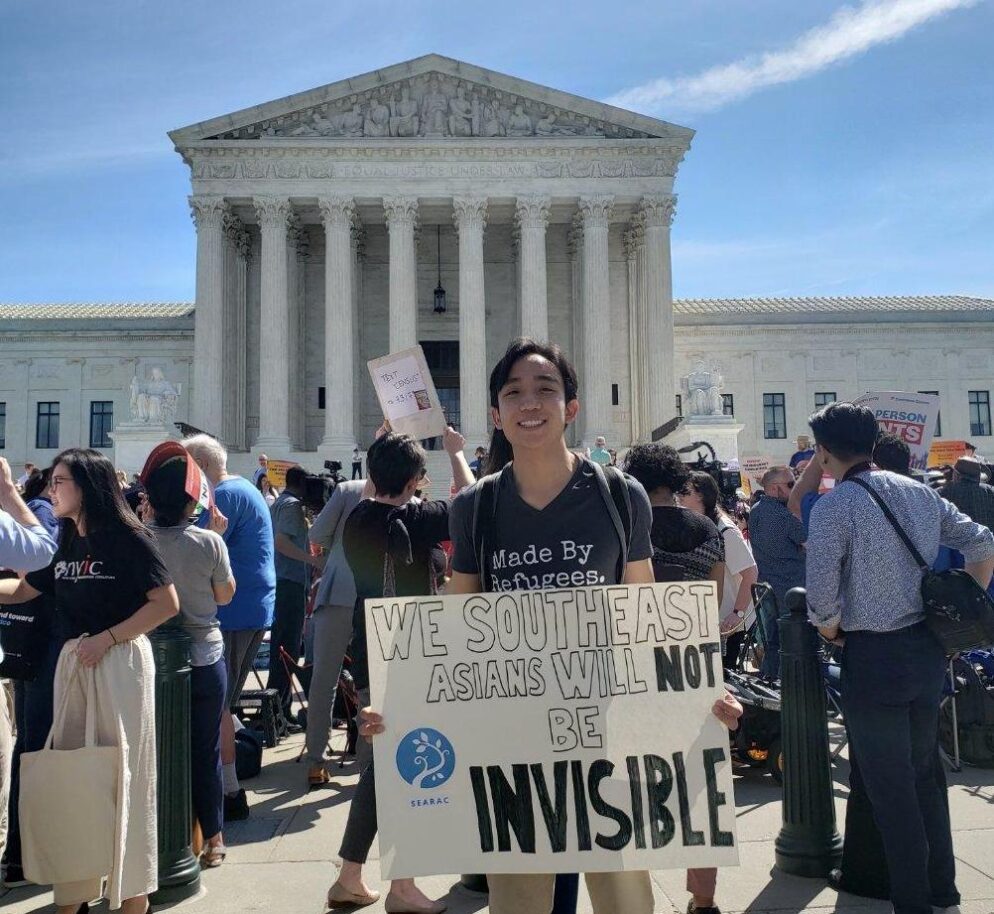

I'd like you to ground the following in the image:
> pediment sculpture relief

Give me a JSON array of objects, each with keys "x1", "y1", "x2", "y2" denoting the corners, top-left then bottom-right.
[{"x1": 210, "y1": 74, "x2": 653, "y2": 141}]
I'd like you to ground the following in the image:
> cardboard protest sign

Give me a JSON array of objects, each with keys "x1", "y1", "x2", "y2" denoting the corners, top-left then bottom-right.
[
  {"x1": 368, "y1": 346, "x2": 446, "y2": 441},
  {"x1": 264, "y1": 459, "x2": 296, "y2": 488},
  {"x1": 928, "y1": 440, "x2": 968, "y2": 468},
  {"x1": 853, "y1": 391, "x2": 940, "y2": 471},
  {"x1": 367, "y1": 583, "x2": 739, "y2": 879}
]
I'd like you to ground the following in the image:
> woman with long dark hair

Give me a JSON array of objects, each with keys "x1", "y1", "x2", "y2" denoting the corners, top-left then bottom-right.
[
  {"x1": 0, "y1": 448, "x2": 179, "y2": 914},
  {"x1": 361, "y1": 339, "x2": 743, "y2": 914}
]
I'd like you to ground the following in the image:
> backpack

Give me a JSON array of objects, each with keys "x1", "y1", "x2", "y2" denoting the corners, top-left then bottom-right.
[
  {"x1": 471, "y1": 460, "x2": 633, "y2": 591},
  {"x1": 849, "y1": 476, "x2": 994, "y2": 655}
]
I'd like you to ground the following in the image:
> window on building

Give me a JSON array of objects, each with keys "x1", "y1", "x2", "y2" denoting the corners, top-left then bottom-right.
[
  {"x1": 36, "y1": 402, "x2": 60, "y2": 449},
  {"x1": 676, "y1": 394, "x2": 682, "y2": 418},
  {"x1": 969, "y1": 390, "x2": 992, "y2": 437},
  {"x1": 0, "y1": 402, "x2": 5, "y2": 449},
  {"x1": 318, "y1": 387, "x2": 326, "y2": 410},
  {"x1": 918, "y1": 391, "x2": 942, "y2": 437},
  {"x1": 721, "y1": 394, "x2": 734, "y2": 417},
  {"x1": 611, "y1": 384, "x2": 619, "y2": 407},
  {"x1": 763, "y1": 393, "x2": 786, "y2": 439},
  {"x1": 814, "y1": 392, "x2": 837, "y2": 410},
  {"x1": 89, "y1": 401, "x2": 114, "y2": 449}
]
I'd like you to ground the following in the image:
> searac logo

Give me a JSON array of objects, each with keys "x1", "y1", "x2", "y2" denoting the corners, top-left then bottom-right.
[{"x1": 396, "y1": 728, "x2": 456, "y2": 789}]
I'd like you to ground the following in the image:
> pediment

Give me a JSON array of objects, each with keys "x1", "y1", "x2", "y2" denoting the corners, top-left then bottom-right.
[{"x1": 170, "y1": 54, "x2": 692, "y2": 145}]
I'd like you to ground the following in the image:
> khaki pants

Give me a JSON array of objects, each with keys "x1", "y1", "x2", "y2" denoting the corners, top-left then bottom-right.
[
  {"x1": 486, "y1": 871, "x2": 654, "y2": 914},
  {"x1": 0, "y1": 681, "x2": 13, "y2": 860}
]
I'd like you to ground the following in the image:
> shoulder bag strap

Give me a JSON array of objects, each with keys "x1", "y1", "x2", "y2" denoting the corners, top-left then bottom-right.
[
  {"x1": 848, "y1": 476, "x2": 930, "y2": 572},
  {"x1": 591, "y1": 462, "x2": 630, "y2": 582}
]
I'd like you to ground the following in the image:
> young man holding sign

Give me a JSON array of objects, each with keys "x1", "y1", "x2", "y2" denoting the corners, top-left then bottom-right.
[{"x1": 361, "y1": 340, "x2": 742, "y2": 914}]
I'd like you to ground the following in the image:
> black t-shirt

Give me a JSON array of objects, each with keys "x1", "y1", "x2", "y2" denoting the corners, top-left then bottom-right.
[
  {"x1": 649, "y1": 506, "x2": 724, "y2": 582},
  {"x1": 449, "y1": 458, "x2": 653, "y2": 591},
  {"x1": 26, "y1": 526, "x2": 172, "y2": 640},
  {"x1": 344, "y1": 499, "x2": 451, "y2": 689}
]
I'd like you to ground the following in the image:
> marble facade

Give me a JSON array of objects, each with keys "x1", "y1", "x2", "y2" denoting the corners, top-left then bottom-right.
[{"x1": 171, "y1": 54, "x2": 693, "y2": 461}]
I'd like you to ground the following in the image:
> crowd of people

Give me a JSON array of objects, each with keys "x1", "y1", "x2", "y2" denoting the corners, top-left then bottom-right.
[{"x1": 1, "y1": 337, "x2": 992, "y2": 914}]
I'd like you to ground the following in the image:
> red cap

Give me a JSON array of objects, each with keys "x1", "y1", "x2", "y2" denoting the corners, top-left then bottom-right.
[{"x1": 139, "y1": 441, "x2": 212, "y2": 512}]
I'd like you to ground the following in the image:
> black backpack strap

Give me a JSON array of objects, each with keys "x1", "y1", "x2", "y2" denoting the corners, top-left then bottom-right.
[
  {"x1": 471, "y1": 471, "x2": 502, "y2": 592},
  {"x1": 591, "y1": 462, "x2": 633, "y2": 583},
  {"x1": 848, "y1": 476, "x2": 930, "y2": 571}
]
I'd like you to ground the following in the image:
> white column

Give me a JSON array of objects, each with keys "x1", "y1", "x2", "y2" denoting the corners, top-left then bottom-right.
[
  {"x1": 579, "y1": 195, "x2": 614, "y2": 446},
  {"x1": 383, "y1": 196, "x2": 419, "y2": 352},
  {"x1": 515, "y1": 195, "x2": 551, "y2": 340},
  {"x1": 318, "y1": 195, "x2": 357, "y2": 455},
  {"x1": 625, "y1": 223, "x2": 644, "y2": 443},
  {"x1": 189, "y1": 195, "x2": 227, "y2": 435},
  {"x1": 222, "y1": 212, "x2": 250, "y2": 450},
  {"x1": 453, "y1": 196, "x2": 489, "y2": 448},
  {"x1": 641, "y1": 194, "x2": 677, "y2": 437},
  {"x1": 252, "y1": 195, "x2": 293, "y2": 451}
]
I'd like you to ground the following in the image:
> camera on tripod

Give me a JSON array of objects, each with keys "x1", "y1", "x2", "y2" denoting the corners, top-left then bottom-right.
[{"x1": 677, "y1": 440, "x2": 742, "y2": 508}]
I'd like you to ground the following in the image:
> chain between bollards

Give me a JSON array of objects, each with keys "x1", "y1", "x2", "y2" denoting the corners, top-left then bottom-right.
[
  {"x1": 774, "y1": 587, "x2": 843, "y2": 878},
  {"x1": 150, "y1": 623, "x2": 202, "y2": 904}
]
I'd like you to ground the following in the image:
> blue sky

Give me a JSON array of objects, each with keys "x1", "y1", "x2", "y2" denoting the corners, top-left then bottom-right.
[{"x1": 2, "y1": 0, "x2": 992, "y2": 302}]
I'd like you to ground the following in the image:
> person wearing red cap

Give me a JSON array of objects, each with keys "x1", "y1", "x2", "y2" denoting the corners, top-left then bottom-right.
[
  {"x1": 141, "y1": 443, "x2": 236, "y2": 868},
  {"x1": 0, "y1": 448, "x2": 179, "y2": 913}
]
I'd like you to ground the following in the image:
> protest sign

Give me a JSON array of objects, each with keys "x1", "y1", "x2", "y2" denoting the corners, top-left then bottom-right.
[
  {"x1": 853, "y1": 391, "x2": 940, "y2": 471},
  {"x1": 928, "y1": 440, "x2": 968, "y2": 468},
  {"x1": 368, "y1": 346, "x2": 446, "y2": 441},
  {"x1": 367, "y1": 583, "x2": 739, "y2": 879},
  {"x1": 740, "y1": 456, "x2": 772, "y2": 486},
  {"x1": 264, "y1": 459, "x2": 295, "y2": 488}
]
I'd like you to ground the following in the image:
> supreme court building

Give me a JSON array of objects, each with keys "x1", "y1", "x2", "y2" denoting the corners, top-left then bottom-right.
[
  {"x1": 173, "y1": 54, "x2": 691, "y2": 460},
  {"x1": 2, "y1": 56, "x2": 994, "y2": 473}
]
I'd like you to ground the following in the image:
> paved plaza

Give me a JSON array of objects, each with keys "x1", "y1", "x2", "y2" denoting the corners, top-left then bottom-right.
[{"x1": 3, "y1": 725, "x2": 993, "y2": 914}]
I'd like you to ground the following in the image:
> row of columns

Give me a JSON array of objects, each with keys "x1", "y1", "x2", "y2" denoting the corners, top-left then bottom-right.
[{"x1": 189, "y1": 192, "x2": 676, "y2": 454}]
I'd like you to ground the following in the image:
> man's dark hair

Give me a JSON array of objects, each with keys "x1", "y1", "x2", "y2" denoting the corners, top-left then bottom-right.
[
  {"x1": 873, "y1": 432, "x2": 912, "y2": 476},
  {"x1": 622, "y1": 443, "x2": 690, "y2": 496},
  {"x1": 22, "y1": 467, "x2": 52, "y2": 502},
  {"x1": 808, "y1": 402, "x2": 878, "y2": 462},
  {"x1": 366, "y1": 433, "x2": 426, "y2": 497},
  {"x1": 285, "y1": 466, "x2": 308, "y2": 490}
]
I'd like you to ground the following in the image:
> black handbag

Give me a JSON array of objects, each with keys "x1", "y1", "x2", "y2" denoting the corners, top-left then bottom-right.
[{"x1": 850, "y1": 476, "x2": 994, "y2": 655}]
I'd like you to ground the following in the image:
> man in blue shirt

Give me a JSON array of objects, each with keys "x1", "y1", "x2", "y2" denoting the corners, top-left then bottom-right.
[
  {"x1": 748, "y1": 466, "x2": 806, "y2": 678},
  {"x1": 805, "y1": 403, "x2": 994, "y2": 914},
  {"x1": 184, "y1": 435, "x2": 276, "y2": 821}
]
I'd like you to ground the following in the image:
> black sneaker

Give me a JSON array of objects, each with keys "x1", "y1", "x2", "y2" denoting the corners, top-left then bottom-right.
[
  {"x1": 2, "y1": 862, "x2": 31, "y2": 888},
  {"x1": 688, "y1": 901, "x2": 721, "y2": 914},
  {"x1": 224, "y1": 788, "x2": 250, "y2": 822}
]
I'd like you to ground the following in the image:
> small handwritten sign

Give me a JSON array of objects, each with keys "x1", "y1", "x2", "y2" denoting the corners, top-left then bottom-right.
[{"x1": 368, "y1": 346, "x2": 446, "y2": 441}]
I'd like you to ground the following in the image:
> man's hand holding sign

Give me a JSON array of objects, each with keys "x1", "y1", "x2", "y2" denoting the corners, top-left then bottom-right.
[{"x1": 361, "y1": 581, "x2": 742, "y2": 879}]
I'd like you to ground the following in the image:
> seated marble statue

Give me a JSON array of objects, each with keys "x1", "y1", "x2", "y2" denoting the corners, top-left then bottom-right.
[
  {"x1": 421, "y1": 77, "x2": 449, "y2": 135},
  {"x1": 448, "y1": 87, "x2": 476, "y2": 137},
  {"x1": 506, "y1": 104, "x2": 533, "y2": 136},
  {"x1": 479, "y1": 101, "x2": 504, "y2": 137},
  {"x1": 389, "y1": 87, "x2": 420, "y2": 137},
  {"x1": 364, "y1": 99, "x2": 390, "y2": 137}
]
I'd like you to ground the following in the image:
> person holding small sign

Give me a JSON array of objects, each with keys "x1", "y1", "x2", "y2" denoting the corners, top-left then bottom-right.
[{"x1": 361, "y1": 340, "x2": 743, "y2": 914}]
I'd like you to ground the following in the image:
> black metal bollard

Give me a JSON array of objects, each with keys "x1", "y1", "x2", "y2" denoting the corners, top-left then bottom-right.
[
  {"x1": 150, "y1": 624, "x2": 202, "y2": 903},
  {"x1": 774, "y1": 587, "x2": 843, "y2": 877}
]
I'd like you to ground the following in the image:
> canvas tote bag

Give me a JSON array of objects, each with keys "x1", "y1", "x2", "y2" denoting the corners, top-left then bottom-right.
[{"x1": 20, "y1": 649, "x2": 120, "y2": 885}]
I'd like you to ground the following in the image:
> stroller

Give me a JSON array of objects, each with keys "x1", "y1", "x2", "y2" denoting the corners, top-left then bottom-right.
[{"x1": 940, "y1": 649, "x2": 994, "y2": 770}]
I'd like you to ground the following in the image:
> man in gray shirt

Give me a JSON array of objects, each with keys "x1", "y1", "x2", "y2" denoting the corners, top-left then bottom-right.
[
  {"x1": 267, "y1": 466, "x2": 324, "y2": 720},
  {"x1": 806, "y1": 402, "x2": 994, "y2": 914}
]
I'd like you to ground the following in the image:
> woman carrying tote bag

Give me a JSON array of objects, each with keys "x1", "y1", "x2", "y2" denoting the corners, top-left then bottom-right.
[{"x1": 0, "y1": 448, "x2": 179, "y2": 914}]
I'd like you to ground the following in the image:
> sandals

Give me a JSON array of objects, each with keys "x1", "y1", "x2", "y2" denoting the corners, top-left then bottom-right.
[
  {"x1": 201, "y1": 843, "x2": 227, "y2": 868},
  {"x1": 308, "y1": 765, "x2": 333, "y2": 788},
  {"x1": 326, "y1": 881, "x2": 380, "y2": 909}
]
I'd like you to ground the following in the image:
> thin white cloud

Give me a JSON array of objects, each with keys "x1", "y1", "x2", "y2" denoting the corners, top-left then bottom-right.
[{"x1": 607, "y1": 0, "x2": 981, "y2": 115}]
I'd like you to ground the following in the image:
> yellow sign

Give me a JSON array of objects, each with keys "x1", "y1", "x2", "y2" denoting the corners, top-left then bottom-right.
[
  {"x1": 264, "y1": 459, "x2": 296, "y2": 488},
  {"x1": 928, "y1": 440, "x2": 967, "y2": 468}
]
